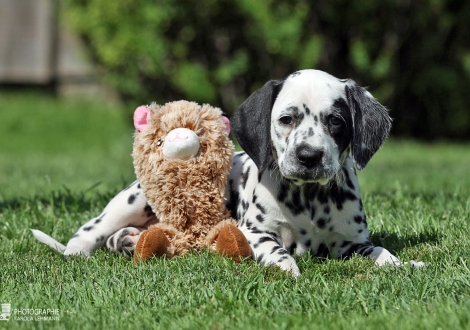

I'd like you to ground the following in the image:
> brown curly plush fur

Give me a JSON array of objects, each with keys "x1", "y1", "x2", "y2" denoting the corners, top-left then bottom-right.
[{"x1": 132, "y1": 100, "x2": 238, "y2": 258}]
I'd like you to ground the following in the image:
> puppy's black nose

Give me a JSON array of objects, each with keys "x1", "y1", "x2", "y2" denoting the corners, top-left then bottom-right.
[{"x1": 296, "y1": 145, "x2": 323, "y2": 168}]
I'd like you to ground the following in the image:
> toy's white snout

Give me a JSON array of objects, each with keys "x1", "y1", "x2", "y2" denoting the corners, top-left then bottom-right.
[{"x1": 162, "y1": 128, "x2": 200, "y2": 159}]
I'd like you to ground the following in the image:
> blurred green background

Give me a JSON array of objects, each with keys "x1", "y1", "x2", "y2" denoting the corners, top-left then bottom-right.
[
  {"x1": 61, "y1": 0, "x2": 470, "y2": 140},
  {"x1": 1, "y1": 0, "x2": 469, "y2": 202}
]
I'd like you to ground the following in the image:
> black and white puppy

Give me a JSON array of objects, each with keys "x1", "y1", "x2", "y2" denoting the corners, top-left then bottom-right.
[
  {"x1": 228, "y1": 69, "x2": 423, "y2": 276},
  {"x1": 32, "y1": 69, "x2": 422, "y2": 276}
]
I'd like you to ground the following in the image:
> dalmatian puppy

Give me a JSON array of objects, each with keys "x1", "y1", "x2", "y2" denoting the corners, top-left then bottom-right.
[{"x1": 32, "y1": 69, "x2": 423, "y2": 276}]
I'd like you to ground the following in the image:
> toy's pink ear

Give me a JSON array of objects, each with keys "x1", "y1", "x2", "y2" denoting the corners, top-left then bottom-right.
[
  {"x1": 134, "y1": 106, "x2": 151, "y2": 132},
  {"x1": 221, "y1": 116, "x2": 230, "y2": 134}
]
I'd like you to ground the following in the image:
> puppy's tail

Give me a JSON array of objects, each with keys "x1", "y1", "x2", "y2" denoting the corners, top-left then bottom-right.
[{"x1": 30, "y1": 229, "x2": 66, "y2": 254}]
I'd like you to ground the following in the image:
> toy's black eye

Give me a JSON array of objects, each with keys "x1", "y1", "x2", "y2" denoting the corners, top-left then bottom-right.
[
  {"x1": 156, "y1": 139, "x2": 163, "y2": 146},
  {"x1": 328, "y1": 116, "x2": 342, "y2": 126},
  {"x1": 279, "y1": 116, "x2": 293, "y2": 125}
]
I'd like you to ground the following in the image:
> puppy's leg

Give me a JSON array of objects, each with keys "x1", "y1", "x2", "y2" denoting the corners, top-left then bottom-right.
[
  {"x1": 242, "y1": 228, "x2": 301, "y2": 277},
  {"x1": 369, "y1": 246, "x2": 425, "y2": 268},
  {"x1": 106, "y1": 226, "x2": 146, "y2": 257},
  {"x1": 64, "y1": 180, "x2": 156, "y2": 257},
  {"x1": 341, "y1": 241, "x2": 424, "y2": 267}
]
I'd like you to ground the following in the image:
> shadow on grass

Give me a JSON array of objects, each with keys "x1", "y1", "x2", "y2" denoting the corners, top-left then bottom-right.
[
  {"x1": 0, "y1": 184, "x2": 119, "y2": 214},
  {"x1": 370, "y1": 229, "x2": 442, "y2": 254}
]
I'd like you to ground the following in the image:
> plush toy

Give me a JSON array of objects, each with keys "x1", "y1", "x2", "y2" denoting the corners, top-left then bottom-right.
[{"x1": 132, "y1": 100, "x2": 251, "y2": 263}]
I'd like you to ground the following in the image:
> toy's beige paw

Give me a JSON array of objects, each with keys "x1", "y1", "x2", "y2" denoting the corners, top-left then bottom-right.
[
  {"x1": 215, "y1": 225, "x2": 252, "y2": 263},
  {"x1": 134, "y1": 227, "x2": 170, "y2": 263}
]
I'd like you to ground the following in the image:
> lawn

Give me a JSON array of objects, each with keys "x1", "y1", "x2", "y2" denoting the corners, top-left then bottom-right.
[{"x1": 0, "y1": 91, "x2": 469, "y2": 330}]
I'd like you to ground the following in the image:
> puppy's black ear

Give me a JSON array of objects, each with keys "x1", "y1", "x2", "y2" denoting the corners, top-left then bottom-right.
[
  {"x1": 346, "y1": 81, "x2": 392, "y2": 170},
  {"x1": 231, "y1": 80, "x2": 284, "y2": 172}
]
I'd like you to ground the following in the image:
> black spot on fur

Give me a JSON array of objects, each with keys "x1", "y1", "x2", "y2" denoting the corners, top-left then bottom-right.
[
  {"x1": 299, "y1": 228, "x2": 307, "y2": 235},
  {"x1": 83, "y1": 226, "x2": 94, "y2": 232},
  {"x1": 303, "y1": 104, "x2": 311, "y2": 115},
  {"x1": 256, "y1": 214, "x2": 265, "y2": 223},
  {"x1": 329, "y1": 226, "x2": 334, "y2": 232},
  {"x1": 271, "y1": 245, "x2": 281, "y2": 254},
  {"x1": 286, "y1": 201, "x2": 304, "y2": 216},
  {"x1": 95, "y1": 235, "x2": 105, "y2": 243},
  {"x1": 241, "y1": 166, "x2": 251, "y2": 189},
  {"x1": 354, "y1": 215, "x2": 363, "y2": 224},
  {"x1": 228, "y1": 180, "x2": 239, "y2": 219},
  {"x1": 324, "y1": 206, "x2": 330, "y2": 214},
  {"x1": 304, "y1": 239, "x2": 311, "y2": 248},
  {"x1": 255, "y1": 203, "x2": 267, "y2": 215},
  {"x1": 328, "y1": 183, "x2": 357, "y2": 210},
  {"x1": 242, "y1": 199, "x2": 249, "y2": 211},
  {"x1": 245, "y1": 219, "x2": 253, "y2": 229},
  {"x1": 342, "y1": 167, "x2": 355, "y2": 190},
  {"x1": 310, "y1": 205, "x2": 316, "y2": 220},
  {"x1": 128, "y1": 193, "x2": 138, "y2": 205},
  {"x1": 317, "y1": 188, "x2": 328, "y2": 204},
  {"x1": 258, "y1": 236, "x2": 277, "y2": 244},
  {"x1": 316, "y1": 218, "x2": 327, "y2": 229},
  {"x1": 306, "y1": 183, "x2": 317, "y2": 201},
  {"x1": 94, "y1": 213, "x2": 106, "y2": 224},
  {"x1": 277, "y1": 181, "x2": 290, "y2": 203},
  {"x1": 286, "y1": 189, "x2": 305, "y2": 215},
  {"x1": 137, "y1": 183, "x2": 141, "y2": 189},
  {"x1": 287, "y1": 105, "x2": 300, "y2": 115},
  {"x1": 250, "y1": 228, "x2": 263, "y2": 235},
  {"x1": 256, "y1": 253, "x2": 265, "y2": 263},
  {"x1": 308, "y1": 127, "x2": 314, "y2": 137}
]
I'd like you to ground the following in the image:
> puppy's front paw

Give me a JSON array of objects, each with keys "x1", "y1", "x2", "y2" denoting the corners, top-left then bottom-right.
[
  {"x1": 64, "y1": 245, "x2": 91, "y2": 258},
  {"x1": 405, "y1": 260, "x2": 425, "y2": 268}
]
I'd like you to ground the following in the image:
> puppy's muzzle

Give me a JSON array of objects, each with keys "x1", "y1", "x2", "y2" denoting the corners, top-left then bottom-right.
[{"x1": 296, "y1": 144, "x2": 324, "y2": 169}]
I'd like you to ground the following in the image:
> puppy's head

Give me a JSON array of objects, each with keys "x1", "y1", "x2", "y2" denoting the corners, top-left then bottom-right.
[{"x1": 231, "y1": 70, "x2": 391, "y2": 185}]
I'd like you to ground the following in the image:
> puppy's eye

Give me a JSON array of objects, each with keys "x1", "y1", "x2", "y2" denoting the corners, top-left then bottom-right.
[
  {"x1": 279, "y1": 116, "x2": 293, "y2": 125},
  {"x1": 156, "y1": 139, "x2": 163, "y2": 146},
  {"x1": 328, "y1": 116, "x2": 342, "y2": 126}
]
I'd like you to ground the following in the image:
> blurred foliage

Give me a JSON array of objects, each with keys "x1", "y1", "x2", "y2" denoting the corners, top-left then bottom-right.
[{"x1": 63, "y1": 0, "x2": 470, "y2": 139}]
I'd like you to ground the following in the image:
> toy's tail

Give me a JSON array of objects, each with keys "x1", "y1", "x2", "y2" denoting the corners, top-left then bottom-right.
[{"x1": 30, "y1": 229, "x2": 66, "y2": 254}]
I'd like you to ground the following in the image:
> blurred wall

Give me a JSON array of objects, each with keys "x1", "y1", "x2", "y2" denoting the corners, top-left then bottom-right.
[{"x1": 0, "y1": 0, "x2": 104, "y2": 97}]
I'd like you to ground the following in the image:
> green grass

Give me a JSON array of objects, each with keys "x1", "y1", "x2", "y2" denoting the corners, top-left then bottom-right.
[{"x1": 0, "y1": 91, "x2": 469, "y2": 329}]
